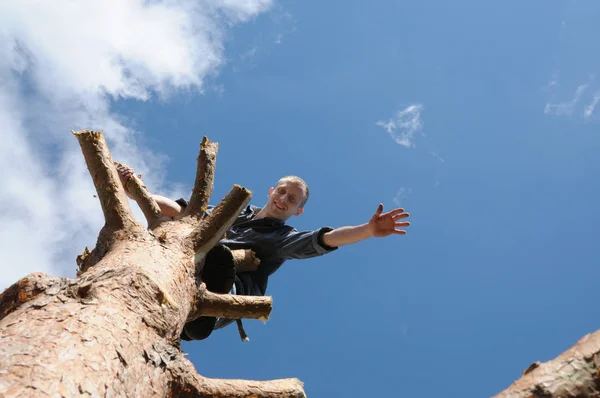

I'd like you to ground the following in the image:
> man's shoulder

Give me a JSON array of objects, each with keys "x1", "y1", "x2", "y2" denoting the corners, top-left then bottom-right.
[
  {"x1": 247, "y1": 205, "x2": 261, "y2": 215},
  {"x1": 175, "y1": 201, "x2": 259, "y2": 220}
]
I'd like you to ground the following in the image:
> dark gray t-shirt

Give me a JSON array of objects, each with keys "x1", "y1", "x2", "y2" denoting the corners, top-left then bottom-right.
[{"x1": 177, "y1": 200, "x2": 337, "y2": 296}]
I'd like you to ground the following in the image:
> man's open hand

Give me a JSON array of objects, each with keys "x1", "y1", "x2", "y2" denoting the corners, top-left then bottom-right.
[
  {"x1": 368, "y1": 204, "x2": 410, "y2": 237},
  {"x1": 115, "y1": 163, "x2": 137, "y2": 199},
  {"x1": 116, "y1": 163, "x2": 135, "y2": 185}
]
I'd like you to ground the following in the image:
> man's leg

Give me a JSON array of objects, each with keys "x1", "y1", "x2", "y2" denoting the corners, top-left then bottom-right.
[{"x1": 180, "y1": 244, "x2": 236, "y2": 341}]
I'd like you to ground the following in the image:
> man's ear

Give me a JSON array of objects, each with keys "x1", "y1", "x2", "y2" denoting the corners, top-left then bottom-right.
[
  {"x1": 295, "y1": 207, "x2": 304, "y2": 216},
  {"x1": 268, "y1": 187, "x2": 274, "y2": 197}
]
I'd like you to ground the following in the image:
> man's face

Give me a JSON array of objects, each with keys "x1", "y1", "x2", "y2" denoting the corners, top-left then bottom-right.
[{"x1": 264, "y1": 181, "x2": 306, "y2": 221}]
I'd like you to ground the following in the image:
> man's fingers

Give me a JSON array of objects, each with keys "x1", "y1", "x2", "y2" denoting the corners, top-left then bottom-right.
[
  {"x1": 393, "y1": 230, "x2": 407, "y2": 235},
  {"x1": 392, "y1": 212, "x2": 410, "y2": 220},
  {"x1": 388, "y1": 208, "x2": 405, "y2": 216},
  {"x1": 118, "y1": 167, "x2": 134, "y2": 176},
  {"x1": 395, "y1": 221, "x2": 410, "y2": 228}
]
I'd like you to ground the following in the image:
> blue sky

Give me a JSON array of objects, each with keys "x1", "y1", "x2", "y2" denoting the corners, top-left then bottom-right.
[
  {"x1": 176, "y1": 2, "x2": 600, "y2": 396},
  {"x1": 3, "y1": 1, "x2": 600, "y2": 397}
]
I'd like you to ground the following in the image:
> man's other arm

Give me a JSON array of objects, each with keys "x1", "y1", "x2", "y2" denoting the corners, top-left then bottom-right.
[
  {"x1": 322, "y1": 204, "x2": 410, "y2": 247},
  {"x1": 116, "y1": 164, "x2": 183, "y2": 217}
]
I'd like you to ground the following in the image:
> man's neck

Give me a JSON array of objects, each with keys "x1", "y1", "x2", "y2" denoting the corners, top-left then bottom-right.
[
  {"x1": 253, "y1": 207, "x2": 286, "y2": 223},
  {"x1": 253, "y1": 207, "x2": 269, "y2": 220}
]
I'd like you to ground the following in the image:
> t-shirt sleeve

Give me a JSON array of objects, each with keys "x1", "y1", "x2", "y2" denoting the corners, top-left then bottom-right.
[
  {"x1": 175, "y1": 198, "x2": 188, "y2": 209},
  {"x1": 275, "y1": 227, "x2": 338, "y2": 260}
]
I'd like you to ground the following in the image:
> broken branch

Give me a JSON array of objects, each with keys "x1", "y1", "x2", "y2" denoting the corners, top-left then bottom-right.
[
  {"x1": 184, "y1": 137, "x2": 218, "y2": 218},
  {"x1": 187, "y1": 283, "x2": 272, "y2": 322},
  {"x1": 114, "y1": 161, "x2": 162, "y2": 227},
  {"x1": 189, "y1": 185, "x2": 252, "y2": 257},
  {"x1": 187, "y1": 376, "x2": 306, "y2": 398},
  {"x1": 231, "y1": 249, "x2": 260, "y2": 273},
  {"x1": 73, "y1": 130, "x2": 137, "y2": 231},
  {"x1": 170, "y1": 353, "x2": 306, "y2": 398}
]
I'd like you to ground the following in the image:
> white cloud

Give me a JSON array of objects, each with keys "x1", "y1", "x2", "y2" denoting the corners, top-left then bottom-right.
[
  {"x1": 376, "y1": 104, "x2": 424, "y2": 148},
  {"x1": 0, "y1": 0, "x2": 273, "y2": 290}
]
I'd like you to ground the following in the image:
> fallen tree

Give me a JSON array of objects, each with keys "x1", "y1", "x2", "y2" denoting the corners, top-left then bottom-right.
[{"x1": 0, "y1": 130, "x2": 306, "y2": 398}]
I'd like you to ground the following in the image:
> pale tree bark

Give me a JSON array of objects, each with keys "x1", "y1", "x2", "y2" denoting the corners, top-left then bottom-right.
[
  {"x1": 0, "y1": 130, "x2": 306, "y2": 398},
  {"x1": 494, "y1": 329, "x2": 600, "y2": 397}
]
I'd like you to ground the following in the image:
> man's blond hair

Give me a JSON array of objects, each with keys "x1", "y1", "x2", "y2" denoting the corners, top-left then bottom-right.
[{"x1": 275, "y1": 176, "x2": 310, "y2": 207}]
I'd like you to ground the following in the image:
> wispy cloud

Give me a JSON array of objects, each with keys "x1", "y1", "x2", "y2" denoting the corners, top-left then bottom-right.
[
  {"x1": 543, "y1": 71, "x2": 559, "y2": 91},
  {"x1": 430, "y1": 151, "x2": 445, "y2": 163},
  {"x1": 393, "y1": 187, "x2": 413, "y2": 207},
  {"x1": 0, "y1": 0, "x2": 273, "y2": 290},
  {"x1": 544, "y1": 81, "x2": 591, "y2": 116},
  {"x1": 376, "y1": 104, "x2": 424, "y2": 148},
  {"x1": 584, "y1": 91, "x2": 600, "y2": 119},
  {"x1": 271, "y1": 8, "x2": 297, "y2": 45},
  {"x1": 241, "y1": 47, "x2": 258, "y2": 60},
  {"x1": 543, "y1": 66, "x2": 600, "y2": 119}
]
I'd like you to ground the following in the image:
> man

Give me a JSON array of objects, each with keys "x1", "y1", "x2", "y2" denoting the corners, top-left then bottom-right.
[{"x1": 117, "y1": 165, "x2": 410, "y2": 340}]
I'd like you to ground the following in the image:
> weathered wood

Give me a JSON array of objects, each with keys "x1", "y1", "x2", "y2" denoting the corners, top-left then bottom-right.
[
  {"x1": 190, "y1": 185, "x2": 252, "y2": 257},
  {"x1": 114, "y1": 161, "x2": 163, "y2": 228},
  {"x1": 188, "y1": 283, "x2": 272, "y2": 322},
  {"x1": 184, "y1": 136, "x2": 218, "y2": 218},
  {"x1": 168, "y1": 355, "x2": 306, "y2": 398},
  {"x1": 170, "y1": 353, "x2": 307, "y2": 398},
  {"x1": 232, "y1": 248, "x2": 261, "y2": 273},
  {"x1": 73, "y1": 130, "x2": 138, "y2": 232},
  {"x1": 184, "y1": 376, "x2": 306, "y2": 398},
  {"x1": 494, "y1": 329, "x2": 600, "y2": 397},
  {"x1": 0, "y1": 131, "x2": 307, "y2": 398}
]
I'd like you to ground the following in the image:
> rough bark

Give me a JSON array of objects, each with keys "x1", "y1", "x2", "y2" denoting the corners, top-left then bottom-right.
[
  {"x1": 494, "y1": 329, "x2": 600, "y2": 397},
  {"x1": 0, "y1": 273, "x2": 67, "y2": 322},
  {"x1": 0, "y1": 130, "x2": 306, "y2": 398}
]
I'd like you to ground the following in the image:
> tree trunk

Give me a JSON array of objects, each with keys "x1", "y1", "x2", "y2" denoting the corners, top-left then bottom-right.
[
  {"x1": 0, "y1": 131, "x2": 306, "y2": 398},
  {"x1": 494, "y1": 329, "x2": 600, "y2": 397}
]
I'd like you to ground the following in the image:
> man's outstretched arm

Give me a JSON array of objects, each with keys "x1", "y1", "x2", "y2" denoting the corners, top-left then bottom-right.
[
  {"x1": 321, "y1": 204, "x2": 410, "y2": 247},
  {"x1": 116, "y1": 164, "x2": 183, "y2": 217}
]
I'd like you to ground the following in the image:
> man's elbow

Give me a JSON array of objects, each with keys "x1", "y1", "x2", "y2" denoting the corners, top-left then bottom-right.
[
  {"x1": 321, "y1": 231, "x2": 337, "y2": 248},
  {"x1": 153, "y1": 195, "x2": 183, "y2": 217}
]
